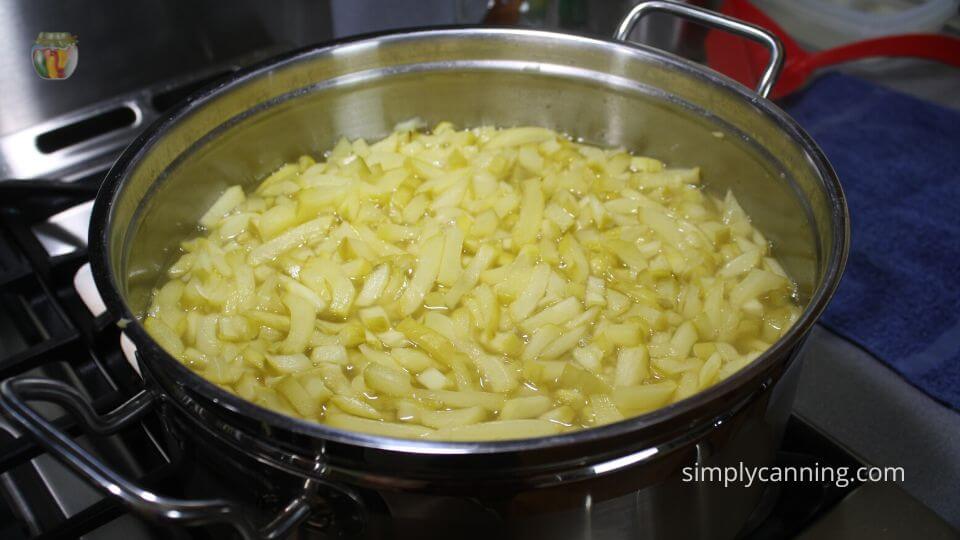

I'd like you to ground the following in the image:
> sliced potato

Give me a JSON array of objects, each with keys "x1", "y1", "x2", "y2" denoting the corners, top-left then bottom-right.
[
  {"x1": 144, "y1": 123, "x2": 800, "y2": 441},
  {"x1": 200, "y1": 186, "x2": 245, "y2": 228},
  {"x1": 247, "y1": 215, "x2": 333, "y2": 265},
  {"x1": 424, "y1": 419, "x2": 563, "y2": 441},
  {"x1": 331, "y1": 395, "x2": 382, "y2": 420},
  {"x1": 326, "y1": 414, "x2": 434, "y2": 438},
  {"x1": 500, "y1": 395, "x2": 553, "y2": 420},
  {"x1": 363, "y1": 363, "x2": 412, "y2": 397},
  {"x1": 419, "y1": 406, "x2": 487, "y2": 429},
  {"x1": 613, "y1": 381, "x2": 678, "y2": 413},
  {"x1": 614, "y1": 346, "x2": 649, "y2": 387},
  {"x1": 413, "y1": 389, "x2": 505, "y2": 411}
]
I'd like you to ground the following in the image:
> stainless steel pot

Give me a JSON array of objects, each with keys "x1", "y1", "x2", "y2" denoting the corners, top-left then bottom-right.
[{"x1": 0, "y1": 2, "x2": 848, "y2": 539}]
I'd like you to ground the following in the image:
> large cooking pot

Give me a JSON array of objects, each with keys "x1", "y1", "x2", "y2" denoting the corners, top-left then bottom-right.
[{"x1": 0, "y1": 2, "x2": 848, "y2": 539}]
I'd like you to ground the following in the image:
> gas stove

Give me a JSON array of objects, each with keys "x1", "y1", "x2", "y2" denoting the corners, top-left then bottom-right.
[{"x1": 0, "y1": 8, "x2": 958, "y2": 538}]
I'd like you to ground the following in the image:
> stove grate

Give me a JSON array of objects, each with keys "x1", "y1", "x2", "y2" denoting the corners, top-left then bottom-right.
[{"x1": 0, "y1": 173, "x2": 177, "y2": 539}]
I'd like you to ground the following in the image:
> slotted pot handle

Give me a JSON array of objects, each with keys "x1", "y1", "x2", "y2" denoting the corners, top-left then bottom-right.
[
  {"x1": 615, "y1": 0, "x2": 785, "y2": 99},
  {"x1": 0, "y1": 377, "x2": 360, "y2": 539}
]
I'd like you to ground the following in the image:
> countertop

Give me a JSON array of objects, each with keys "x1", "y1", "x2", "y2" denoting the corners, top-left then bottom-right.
[{"x1": 794, "y1": 57, "x2": 960, "y2": 529}]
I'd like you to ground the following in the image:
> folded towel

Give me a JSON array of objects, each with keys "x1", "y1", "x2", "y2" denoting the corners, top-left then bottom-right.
[{"x1": 782, "y1": 72, "x2": 960, "y2": 410}]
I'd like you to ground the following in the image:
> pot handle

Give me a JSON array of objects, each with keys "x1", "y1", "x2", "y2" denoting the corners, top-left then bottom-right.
[
  {"x1": 615, "y1": 0, "x2": 784, "y2": 99},
  {"x1": 0, "y1": 377, "x2": 349, "y2": 539}
]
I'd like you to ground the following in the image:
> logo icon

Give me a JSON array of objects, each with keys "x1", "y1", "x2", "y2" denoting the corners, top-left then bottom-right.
[{"x1": 32, "y1": 32, "x2": 78, "y2": 80}]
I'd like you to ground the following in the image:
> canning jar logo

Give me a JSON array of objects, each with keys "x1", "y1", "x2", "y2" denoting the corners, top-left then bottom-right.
[{"x1": 32, "y1": 32, "x2": 78, "y2": 80}]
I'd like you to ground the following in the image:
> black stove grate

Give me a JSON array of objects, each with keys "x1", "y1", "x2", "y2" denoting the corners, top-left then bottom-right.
[{"x1": 0, "y1": 174, "x2": 187, "y2": 539}]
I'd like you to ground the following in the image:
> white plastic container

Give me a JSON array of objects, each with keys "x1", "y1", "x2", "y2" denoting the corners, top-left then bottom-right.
[{"x1": 753, "y1": 0, "x2": 959, "y2": 50}]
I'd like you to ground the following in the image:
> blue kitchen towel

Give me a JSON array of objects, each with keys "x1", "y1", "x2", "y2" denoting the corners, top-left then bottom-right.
[{"x1": 782, "y1": 72, "x2": 960, "y2": 410}]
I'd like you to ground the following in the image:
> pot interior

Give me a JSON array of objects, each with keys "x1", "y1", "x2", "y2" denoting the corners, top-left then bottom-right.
[{"x1": 102, "y1": 29, "x2": 840, "y2": 360}]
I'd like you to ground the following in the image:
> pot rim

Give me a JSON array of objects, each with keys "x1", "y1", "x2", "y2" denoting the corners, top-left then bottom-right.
[{"x1": 89, "y1": 26, "x2": 849, "y2": 456}]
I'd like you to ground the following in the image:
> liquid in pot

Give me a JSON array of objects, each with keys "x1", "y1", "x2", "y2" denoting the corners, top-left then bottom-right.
[{"x1": 143, "y1": 123, "x2": 800, "y2": 441}]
